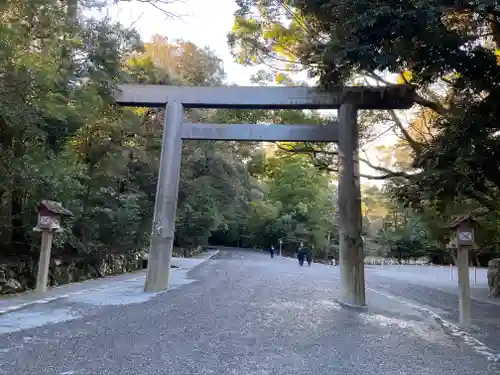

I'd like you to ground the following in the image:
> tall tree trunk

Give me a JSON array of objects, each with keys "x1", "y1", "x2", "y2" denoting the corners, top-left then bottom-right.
[{"x1": 11, "y1": 138, "x2": 26, "y2": 252}]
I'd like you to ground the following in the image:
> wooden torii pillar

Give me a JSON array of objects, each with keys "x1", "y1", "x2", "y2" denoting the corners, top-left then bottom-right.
[{"x1": 114, "y1": 84, "x2": 415, "y2": 307}]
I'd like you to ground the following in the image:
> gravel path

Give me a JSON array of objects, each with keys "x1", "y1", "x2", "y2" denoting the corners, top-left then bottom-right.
[
  {"x1": 0, "y1": 249, "x2": 496, "y2": 375},
  {"x1": 365, "y1": 265, "x2": 500, "y2": 353}
]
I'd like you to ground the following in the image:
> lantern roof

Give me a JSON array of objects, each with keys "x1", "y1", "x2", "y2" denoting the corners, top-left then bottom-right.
[
  {"x1": 38, "y1": 200, "x2": 73, "y2": 217},
  {"x1": 447, "y1": 214, "x2": 477, "y2": 230}
]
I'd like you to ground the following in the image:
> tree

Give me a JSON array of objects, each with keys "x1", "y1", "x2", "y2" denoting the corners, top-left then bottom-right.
[
  {"x1": 0, "y1": 0, "x2": 258, "y2": 263},
  {"x1": 228, "y1": 0, "x2": 500, "y2": 213},
  {"x1": 220, "y1": 149, "x2": 338, "y2": 257},
  {"x1": 0, "y1": 0, "x2": 142, "y2": 255},
  {"x1": 131, "y1": 36, "x2": 226, "y2": 86}
]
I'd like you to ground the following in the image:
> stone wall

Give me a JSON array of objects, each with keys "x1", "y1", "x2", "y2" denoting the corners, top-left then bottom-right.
[
  {"x1": 487, "y1": 258, "x2": 500, "y2": 297},
  {"x1": 0, "y1": 246, "x2": 205, "y2": 295}
]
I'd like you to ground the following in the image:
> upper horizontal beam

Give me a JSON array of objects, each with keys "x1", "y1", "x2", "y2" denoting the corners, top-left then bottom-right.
[
  {"x1": 181, "y1": 122, "x2": 338, "y2": 142},
  {"x1": 115, "y1": 84, "x2": 415, "y2": 110}
]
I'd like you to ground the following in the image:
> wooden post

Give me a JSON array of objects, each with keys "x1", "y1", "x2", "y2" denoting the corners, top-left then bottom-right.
[
  {"x1": 325, "y1": 232, "x2": 331, "y2": 262},
  {"x1": 338, "y1": 104, "x2": 366, "y2": 306},
  {"x1": 447, "y1": 215, "x2": 477, "y2": 327},
  {"x1": 34, "y1": 200, "x2": 72, "y2": 294},
  {"x1": 457, "y1": 245, "x2": 472, "y2": 326},
  {"x1": 36, "y1": 231, "x2": 54, "y2": 294}
]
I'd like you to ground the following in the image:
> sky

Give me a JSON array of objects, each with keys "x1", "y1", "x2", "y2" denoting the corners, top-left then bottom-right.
[
  {"x1": 97, "y1": 0, "x2": 398, "y2": 184},
  {"x1": 104, "y1": 0, "x2": 258, "y2": 84}
]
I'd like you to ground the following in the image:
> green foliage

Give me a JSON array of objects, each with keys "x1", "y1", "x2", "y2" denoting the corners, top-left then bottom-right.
[
  {"x1": 229, "y1": 0, "x2": 500, "y2": 265},
  {"x1": 360, "y1": 184, "x2": 500, "y2": 265},
  {"x1": 377, "y1": 215, "x2": 444, "y2": 261},
  {"x1": 211, "y1": 152, "x2": 338, "y2": 257},
  {"x1": 0, "y1": 0, "x2": 339, "y2": 264},
  {"x1": 17, "y1": 0, "x2": 500, "y2": 271}
]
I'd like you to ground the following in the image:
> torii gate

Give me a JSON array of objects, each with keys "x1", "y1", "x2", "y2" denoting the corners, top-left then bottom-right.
[{"x1": 115, "y1": 84, "x2": 414, "y2": 307}]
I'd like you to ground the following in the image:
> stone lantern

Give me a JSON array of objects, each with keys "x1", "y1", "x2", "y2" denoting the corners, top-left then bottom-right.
[
  {"x1": 35, "y1": 200, "x2": 72, "y2": 232},
  {"x1": 34, "y1": 200, "x2": 72, "y2": 294},
  {"x1": 446, "y1": 215, "x2": 478, "y2": 251}
]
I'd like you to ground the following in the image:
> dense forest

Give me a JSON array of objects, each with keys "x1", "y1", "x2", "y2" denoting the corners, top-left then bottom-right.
[
  {"x1": 1, "y1": 0, "x2": 499, "y2": 293},
  {"x1": 0, "y1": 0, "x2": 340, "y2": 270}
]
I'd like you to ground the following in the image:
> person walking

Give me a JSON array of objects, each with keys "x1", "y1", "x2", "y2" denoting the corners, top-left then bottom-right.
[
  {"x1": 297, "y1": 243, "x2": 306, "y2": 266},
  {"x1": 269, "y1": 245, "x2": 275, "y2": 259},
  {"x1": 306, "y1": 247, "x2": 313, "y2": 266}
]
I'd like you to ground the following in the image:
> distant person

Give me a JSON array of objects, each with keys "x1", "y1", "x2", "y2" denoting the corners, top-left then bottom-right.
[
  {"x1": 269, "y1": 245, "x2": 275, "y2": 259},
  {"x1": 297, "y1": 243, "x2": 306, "y2": 266},
  {"x1": 305, "y1": 247, "x2": 313, "y2": 266}
]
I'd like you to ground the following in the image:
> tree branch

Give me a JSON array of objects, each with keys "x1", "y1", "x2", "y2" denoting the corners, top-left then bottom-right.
[
  {"x1": 388, "y1": 109, "x2": 422, "y2": 156},
  {"x1": 467, "y1": 191, "x2": 500, "y2": 212},
  {"x1": 117, "y1": 0, "x2": 186, "y2": 19},
  {"x1": 273, "y1": 140, "x2": 423, "y2": 181},
  {"x1": 273, "y1": 142, "x2": 336, "y2": 156},
  {"x1": 413, "y1": 94, "x2": 449, "y2": 116},
  {"x1": 359, "y1": 155, "x2": 418, "y2": 180},
  {"x1": 366, "y1": 71, "x2": 450, "y2": 116},
  {"x1": 272, "y1": 142, "x2": 338, "y2": 173},
  {"x1": 359, "y1": 172, "x2": 397, "y2": 180}
]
